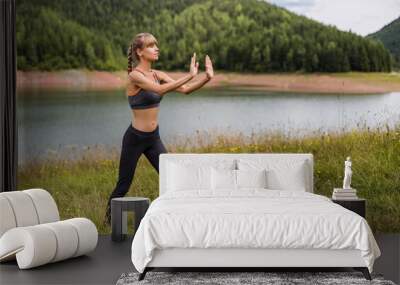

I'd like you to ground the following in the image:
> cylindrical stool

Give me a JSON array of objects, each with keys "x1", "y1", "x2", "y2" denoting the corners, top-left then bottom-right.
[{"x1": 111, "y1": 197, "x2": 150, "y2": 242}]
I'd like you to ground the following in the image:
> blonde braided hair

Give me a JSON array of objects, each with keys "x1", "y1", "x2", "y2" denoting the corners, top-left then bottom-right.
[{"x1": 127, "y1": 32, "x2": 158, "y2": 74}]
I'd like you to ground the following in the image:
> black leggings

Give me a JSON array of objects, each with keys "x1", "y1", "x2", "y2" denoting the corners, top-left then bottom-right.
[{"x1": 105, "y1": 123, "x2": 167, "y2": 221}]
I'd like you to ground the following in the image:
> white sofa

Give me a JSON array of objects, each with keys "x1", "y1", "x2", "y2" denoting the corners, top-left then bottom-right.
[
  {"x1": 131, "y1": 153, "x2": 380, "y2": 281},
  {"x1": 0, "y1": 188, "x2": 98, "y2": 269}
]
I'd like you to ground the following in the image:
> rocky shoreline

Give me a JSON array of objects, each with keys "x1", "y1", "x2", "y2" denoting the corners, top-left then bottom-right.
[{"x1": 17, "y1": 70, "x2": 400, "y2": 94}]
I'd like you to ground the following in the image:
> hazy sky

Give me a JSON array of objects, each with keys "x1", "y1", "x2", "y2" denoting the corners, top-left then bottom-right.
[{"x1": 266, "y1": 0, "x2": 400, "y2": 36}]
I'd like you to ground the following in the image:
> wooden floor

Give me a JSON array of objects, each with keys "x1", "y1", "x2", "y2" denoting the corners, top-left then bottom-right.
[{"x1": 0, "y1": 234, "x2": 398, "y2": 285}]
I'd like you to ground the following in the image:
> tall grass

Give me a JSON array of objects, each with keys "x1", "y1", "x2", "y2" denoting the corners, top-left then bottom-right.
[{"x1": 18, "y1": 125, "x2": 400, "y2": 234}]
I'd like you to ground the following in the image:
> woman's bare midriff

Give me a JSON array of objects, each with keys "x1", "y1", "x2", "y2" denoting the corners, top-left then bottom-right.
[
  {"x1": 131, "y1": 108, "x2": 159, "y2": 132},
  {"x1": 127, "y1": 72, "x2": 160, "y2": 132}
]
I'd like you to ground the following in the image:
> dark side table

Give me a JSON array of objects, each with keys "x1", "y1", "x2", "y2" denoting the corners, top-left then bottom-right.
[
  {"x1": 111, "y1": 197, "x2": 150, "y2": 242},
  {"x1": 332, "y1": 198, "x2": 366, "y2": 218}
]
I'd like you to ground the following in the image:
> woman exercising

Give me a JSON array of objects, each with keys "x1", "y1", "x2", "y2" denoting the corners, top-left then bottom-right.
[{"x1": 104, "y1": 32, "x2": 214, "y2": 224}]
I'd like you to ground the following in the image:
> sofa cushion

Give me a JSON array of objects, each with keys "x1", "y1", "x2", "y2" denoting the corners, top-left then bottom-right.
[
  {"x1": 0, "y1": 191, "x2": 39, "y2": 228},
  {"x1": 0, "y1": 189, "x2": 60, "y2": 239},
  {"x1": 24, "y1": 189, "x2": 60, "y2": 224},
  {"x1": 0, "y1": 196, "x2": 17, "y2": 237}
]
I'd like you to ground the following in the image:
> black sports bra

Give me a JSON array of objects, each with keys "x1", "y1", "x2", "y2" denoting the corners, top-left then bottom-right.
[{"x1": 128, "y1": 68, "x2": 163, "y2": 109}]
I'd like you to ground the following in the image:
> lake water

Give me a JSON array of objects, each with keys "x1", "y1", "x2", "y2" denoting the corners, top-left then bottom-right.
[{"x1": 17, "y1": 88, "x2": 400, "y2": 164}]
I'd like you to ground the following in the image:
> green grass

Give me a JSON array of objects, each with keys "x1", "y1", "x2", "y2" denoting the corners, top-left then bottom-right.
[
  {"x1": 328, "y1": 71, "x2": 400, "y2": 84},
  {"x1": 18, "y1": 126, "x2": 400, "y2": 234},
  {"x1": 218, "y1": 70, "x2": 400, "y2": 84}
]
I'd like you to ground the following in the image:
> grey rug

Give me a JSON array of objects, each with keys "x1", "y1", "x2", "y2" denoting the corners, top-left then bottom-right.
[{"x1": 116, "y1": 271, "x2": 396, "y2": 285}]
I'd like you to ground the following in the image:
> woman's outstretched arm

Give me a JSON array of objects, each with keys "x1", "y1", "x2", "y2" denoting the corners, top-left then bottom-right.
[
  {"x1": 155, "y1": 55, "x2": 214, "y2": 95},
  {"x1": 129, "y1": 70, "x2": 193, "y2": 96},
  {"x1": 155, "y1": 71, "x2": 210, "y2": 95},
  {"x1": 128, "y1": 52, "x2": 199, "y2": 96}
]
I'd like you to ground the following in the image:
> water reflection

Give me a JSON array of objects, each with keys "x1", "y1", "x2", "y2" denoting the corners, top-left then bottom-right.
[{"x1": 17, "y1": 89, "x2": 400, "y2": 164}]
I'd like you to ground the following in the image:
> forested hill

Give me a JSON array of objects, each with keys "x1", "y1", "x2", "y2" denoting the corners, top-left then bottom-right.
[
  {"x1": 16, "y1": 0, "x2": 392, "y2": 72},
  {"x1": 368, "y1": 17, "x2": 400, "y2": 68}
]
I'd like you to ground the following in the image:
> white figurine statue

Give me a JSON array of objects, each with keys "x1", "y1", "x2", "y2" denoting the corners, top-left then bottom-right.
[{"x1": 343, "y1": 156, "x2": 352, "y2": 189}]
